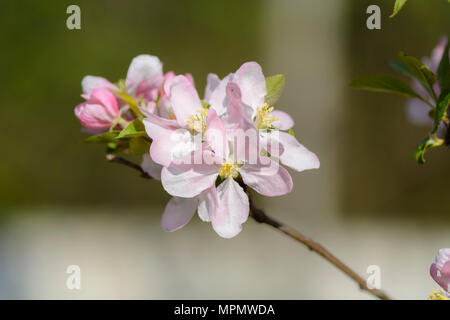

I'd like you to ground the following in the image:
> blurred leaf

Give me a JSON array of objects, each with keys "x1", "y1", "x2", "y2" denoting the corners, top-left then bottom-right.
[
  {"x1": 389, "y1": 61, "x2": 413, "y2": 77},
  {"x1": 412, "y1": 135, "x2": 444, "y2": 164},
  {"x1": 348, "y1": 74, "x2": 423, "y2": 100},
  {"x1": 84, "y1": 131, "x2": 120, "y2": 144},
  {"x1": 433, "y1": 91, "x2": 450, "y2": 133},
  {"x1": 288, "y1": 128, "x2": 295, "y2": 136},
  {"x1": 116, "y1": 119, "x2": 146, "y2": 139},
  {"x1": 129, "y1": 137, "x2": 150, "y2": 155},
  {"x1": 265, "y1": 74, "x2": 285, "y2": 106},
  {"x1": 437, "y1": 43, "x2": 450, "y2": 93},
  {"x1": 399, "y1": 52, "x2": 437, "y2": 101},
  {"x1": 390, "y1": 0, "x2": 408, "y2": 18}
]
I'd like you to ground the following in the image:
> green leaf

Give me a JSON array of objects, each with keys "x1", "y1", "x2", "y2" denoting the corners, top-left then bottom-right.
[
  {"x1": 399, "y1": 52, "x2": 437, "y2": 101},
  {"x1": 265, "y1": 74, "x2": 285, "y2": 106},
  {"x1": 84, "y1": 131, "x2": 120, "y2": 144},
  {"x1": 389, "y1": 61, "x2": 413, "y2": 77},
  {"x1": 437, "y1": 43, "x2": 450, "y2": 93},
  {"x1": 116, "y1": 119, "x2": 146, "y2": 139},
  {"x1": 112, "y1": 90, "x2": 143, "y2": 117},
  {"x1": 412, "y1": 135, "x2": 444, "y2": 164},
  {"x1": 201, "y1": 100, "x2": 211, "y2": 109},
  {"x1": 288, "y1": 129, "x2": 295, "y2": 136},
  {"x1": 433, "y1": 91, "x2": 450, "y2": 133},
  {"x1": 348, "y1": 74, "x2": 423, "y2": 100},
  {"x1": 390, "y1": 0, "x2": 408, "y2": 18},
  {"x1": 129, "y1": 137, "x2": 150, "y2": 155}
]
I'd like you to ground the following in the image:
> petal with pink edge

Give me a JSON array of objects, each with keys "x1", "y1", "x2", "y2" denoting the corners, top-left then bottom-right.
[
  {"x1": 126, "y1": 54, "x2": 163, "y2": 97},
  {"x1": 430, "y1": 262, "x2": 450, "y2": 292},
  {"x1": 75, "y1": 103, "x2": 114, "y2": 129},
  {"x1": 161, "y1": 196, "x2": 198, "y2": 232},
  {"x1": 275, "y1": 132, "x2": 320, "y2": 172},
  {"x1": 211, "y1": 178, "x2": 249, "y2": 238},
  {"x1": 234, "y1": 62, "x2": 266, "y2": 111},
  {"x1": 81, "y1": 75, "x2": 117, "y2": 94},
  {"x1": 170, "y1": 75, "x2": 203, "y2": 127},
  {"x1": 161, "y1": 157, "x2": 220, "y2": 198},
  {"x1": 271, "y1": 110, "x2": 294, "y2": 130},
  {"x1": 208, "y1": 73, "x2": 234, "y2": 116},
  {"x1": 204, "y1": 73, "x2": 220, "y2": 104},
  {"x1": 240, "y1": 158, "x2": 293, "y2": 196},
  {"x1": 197, "y1": 186, "x2": 218, "y2": 222},
  {"x1": 206, "y1": 108, "x2": 228, "y2": 159},
  {"x1": 90, "y1": 88, "x2": 119, "y2": 118},
  {"x1": 143, "y1": 113, "x2": 179, "y2": 140}
]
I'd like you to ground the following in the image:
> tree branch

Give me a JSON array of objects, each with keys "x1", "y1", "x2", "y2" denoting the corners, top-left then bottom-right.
[
  {"x1": 248, "y1": 198, "x2": 391, "y2": 300},
  {"x1": 106, "y1": 154, "x2": 152, "y2": 179},
  {"x1": 107, "y1": 155, "x2": 392, "y2": 300}
]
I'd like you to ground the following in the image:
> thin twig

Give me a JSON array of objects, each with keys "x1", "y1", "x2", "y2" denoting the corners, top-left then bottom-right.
[
  {"x1": 106, "y1": 154, "x2": 152, "y2": 179},
  {"x1": 248, "y1": 198, "x2": 391, "y2": 300},
  {"x1": 107, "y1": 155, "x2": 392, "y2": 300}
]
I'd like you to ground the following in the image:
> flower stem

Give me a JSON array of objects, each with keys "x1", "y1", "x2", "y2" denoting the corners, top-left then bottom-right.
[{"x1": 107, "y1": 155, "x2": 392, "y2": 300}]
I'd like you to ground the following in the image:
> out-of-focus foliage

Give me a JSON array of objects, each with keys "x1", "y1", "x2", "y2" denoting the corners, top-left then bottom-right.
[
  {"x1": 350, "y1": 44, "x2": 449, "y2": 163},
  {"x1": 0, "y1": 0, "x2": 263, "y2": 209}
]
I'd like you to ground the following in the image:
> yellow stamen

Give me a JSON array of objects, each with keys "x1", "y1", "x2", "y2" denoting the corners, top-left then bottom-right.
[
  {"x1": 186, "y1": 109, "x2": 208, "y2": 133},
  {"x1": 219, "y1": 162, "x2": 240, "y2": 179},
  {"x1": 255, "y1": 103, "x2": 278, "y2": 130},
  {"x1": 428, "y1": 289, "x2": 450, "y2": 300}
]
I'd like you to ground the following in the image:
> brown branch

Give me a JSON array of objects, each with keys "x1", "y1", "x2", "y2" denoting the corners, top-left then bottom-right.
[
  {"x1": 106, "y1": 154, "x2": 152, "y2": 179},
  {"x1": 248, "y1": 199, "x2": 391, "y2": 300},
  {"x1": 107, "y1": 155, "x2": 392, "y2": 300}
]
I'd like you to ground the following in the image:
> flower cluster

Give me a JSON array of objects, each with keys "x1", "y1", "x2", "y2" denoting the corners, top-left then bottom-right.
[{"x1": 75, "y1": 54, "x2": 319, "y2": 238}]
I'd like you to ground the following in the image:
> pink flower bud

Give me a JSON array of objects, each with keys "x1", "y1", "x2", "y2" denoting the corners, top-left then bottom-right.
[
  {"x1": 74, "y1": 88, "x2": 119, "y2": 130},
  {"x1": 430, "y1": 248, "x2": 450, "y2": 293}
]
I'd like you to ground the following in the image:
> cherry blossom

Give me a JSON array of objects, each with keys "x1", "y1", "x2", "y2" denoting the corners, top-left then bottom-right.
[
  {"x1": 160, "y1": 109, "x2": 293, "y2": 238},
  {"x1": 206, "y1": 61, "x2": 320, "y2": 172},
  {"x1": 74, "y1": 88, "x2": 121, "y2": 131}
]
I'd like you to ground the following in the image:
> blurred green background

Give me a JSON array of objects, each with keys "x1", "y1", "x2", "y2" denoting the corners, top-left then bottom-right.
[
  {"x1": 344, "y1": 0, "x2": 450, "y2": 216},
  {"x1": 0, "y1": 0, "x2": 263, "y2": 208},
  {"x1": 0, "y1": 0, "x2": 449, "y2": 299}
]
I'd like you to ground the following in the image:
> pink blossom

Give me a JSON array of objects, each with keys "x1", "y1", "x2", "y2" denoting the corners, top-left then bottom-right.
[
  {"x1": 147, "y1": 71, "x2": 194, "y2": 117},
  {"x1": 430, "y1": 248, "x2": 450, "y2": 294},
  {"x1": 74, "y1": 88, "x2": 119, "y2": 130},
  {"x1": 160, "y1": 109, "x2": 293, "y2": 238},
  {"x1": 125, "y1": 54, "x2": 164, "y2": 101},
  {"x1": 207, "y1": 61, "x2": 320, "y2": 172}
]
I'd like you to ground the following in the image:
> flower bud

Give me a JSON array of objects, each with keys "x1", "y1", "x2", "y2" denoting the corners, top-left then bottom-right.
[
  {"x1": 74, "y1": 88, "x2": 119, "y2": 130},
  {"x1": 430, "y1": 248, "x2": 450, "y2": 293}
]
